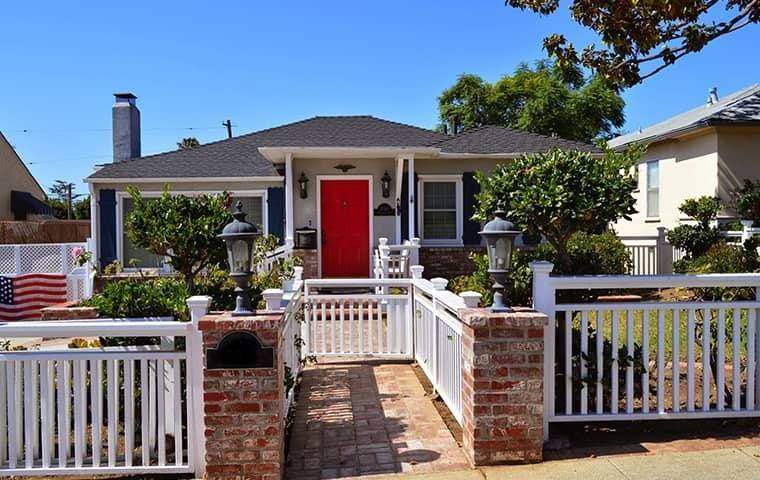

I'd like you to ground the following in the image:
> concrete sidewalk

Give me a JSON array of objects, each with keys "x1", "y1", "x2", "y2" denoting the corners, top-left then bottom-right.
[{"x1": 367, "y1": 445, "x2": 760, "y2": 480}]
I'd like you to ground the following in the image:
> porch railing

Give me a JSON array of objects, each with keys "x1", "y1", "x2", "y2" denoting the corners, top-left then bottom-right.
[{"x1": 373, "y1": 237, "x2": 420, "y2": 279}]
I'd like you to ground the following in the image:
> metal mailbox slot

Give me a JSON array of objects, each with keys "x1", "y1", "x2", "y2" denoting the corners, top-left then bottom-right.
[{"x1": 206, "y1": 331, "x2": 274, "y2": 369}]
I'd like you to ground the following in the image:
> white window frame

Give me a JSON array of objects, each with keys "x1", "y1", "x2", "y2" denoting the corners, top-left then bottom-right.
[
  {"x1": 115, "y1": 189, "x2": 268, "y2": 270},
  {"x1": 417, "y1": 174, "x2": 463, "y2": 246},
  {"x1": 646, "y1": 160, "x2": 660, "y2": 219}
]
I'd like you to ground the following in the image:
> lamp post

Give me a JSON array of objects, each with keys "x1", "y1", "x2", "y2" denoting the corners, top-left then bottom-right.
[
  {"x1": 479, "y1": 206, "x2": 521, "y2": 312},
  {"x1": 219, "y1": 201, "x2": 261, "y2": 316}
]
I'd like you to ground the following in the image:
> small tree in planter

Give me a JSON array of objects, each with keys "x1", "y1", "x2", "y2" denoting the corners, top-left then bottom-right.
[
  {"x1": 125, "y1": 186, "x2": 231, "y2": 290},
  {"x1": 666, "y1": 196, "x2": 723, "y2": 269}
]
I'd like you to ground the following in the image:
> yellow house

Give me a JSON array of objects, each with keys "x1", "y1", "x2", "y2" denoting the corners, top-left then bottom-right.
[
  {"x1": 610, "y1": 84, "x2": 760, "y2": 235},
  {"x1": 0, "y1": 131, "x2": 48, "y2": 220}
]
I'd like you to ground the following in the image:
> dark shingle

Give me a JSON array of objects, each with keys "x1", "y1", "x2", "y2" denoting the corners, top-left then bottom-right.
[
  {"x1": 432, "y1": 125, "x2": 601, "y2": 154},
  {"x1": 88, "y1": 116, "x2": 447, "y2": 179}
]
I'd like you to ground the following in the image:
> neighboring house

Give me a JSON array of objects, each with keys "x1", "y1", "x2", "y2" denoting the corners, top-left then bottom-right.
[
  {"x1": 0, "y1": 131, "x2": 50, "y2": 220},
  {"x1": 86, "y1": 93, "x2": 599, "y2": 278},
  {"x1": 610, "y1": 84, "x2": 760, "y2": 236}
]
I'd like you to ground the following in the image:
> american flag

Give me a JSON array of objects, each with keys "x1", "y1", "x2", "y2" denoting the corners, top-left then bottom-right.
[{"x1": 0, "y1": 273, "x2": 68, "y2": 321}]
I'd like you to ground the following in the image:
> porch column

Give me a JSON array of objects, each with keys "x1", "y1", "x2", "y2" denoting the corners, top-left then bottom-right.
[
  {"x1": 406, "y1": 154, "x2": 415, "y2": 240},
  {"x1": 88, "y1": 183, "x2": 99, "y2": 267},
  {"x1": 284, "y1": 152, "x2": 295, "y2": 247},
  {"x1": 394, "y1": 156, "x2": 404, "y2": 244}
]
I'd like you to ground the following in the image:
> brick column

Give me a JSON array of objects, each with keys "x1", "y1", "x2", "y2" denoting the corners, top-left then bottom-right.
[
  {"x1": 199, "y1": 311, "x2": 286, "y2": 480},
  {"x1": 459, "y1": 307, "x2": 547, "y2": 466}
]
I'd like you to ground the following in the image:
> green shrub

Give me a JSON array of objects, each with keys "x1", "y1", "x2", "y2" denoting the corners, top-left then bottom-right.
[
  {"x1": 82, "y1": 277, "x2": 188, "y2": 320},
  {"x1": 735, "y1": 179, "x2": 760, "y2": 225},
  {"x1": 450, "y1": 231, "x2": 631, "y2": 307},
  {"x1": 667, "y1": 196, "x2": 724, "y2": 267}
]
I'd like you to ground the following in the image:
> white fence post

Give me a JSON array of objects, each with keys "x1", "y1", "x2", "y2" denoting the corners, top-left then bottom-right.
[
  {"x1": 13, "y1": 247, "x2": 22, "y2": 275},
  {"x1": 186, "y1": 295, "x2": 211, "y2": 479},
  {"x1": 742, "y1": 220, "x2": 754, "y2": 243},
  {"x1": 410, "y1": 237, "x2": 420, "y2": 266},
  {"x1": 459, "y1": 291, "x2": 482, "y2": 308},
  {"x1": 263, "y1": 288, "x2": 284, "y2": 310},
  {"x1": 410, "y1": 265, "x2": 424, "y2": 280},
  {"x1": 530, "y1": 261, "x2": 555, "y2": 441},
  {"x1": 656, "y1": 227, "x2": 673, "y2": 275},
  {"x1": 431, "y1": 277, "x2": 448, "y2": 291}
]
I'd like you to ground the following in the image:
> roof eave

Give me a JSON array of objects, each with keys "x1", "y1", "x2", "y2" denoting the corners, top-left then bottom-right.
[{"x1": 85, "y1": 175, "x2": 284, "y2": 184}]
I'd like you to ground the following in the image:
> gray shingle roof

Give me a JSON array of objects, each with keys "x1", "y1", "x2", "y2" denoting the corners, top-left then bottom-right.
[
  {"x1": 88, "y1": 115, "x2": 600, "y2": 180},
  {"x1": 88, "y1": 116, "x2": 447, "y2": 180},
  {"x1": 433, "y1": 125, "x2": 601, "y2": 154},
  {"x1": 609, "y1": 84, "x2": 760, "y2": 148}
]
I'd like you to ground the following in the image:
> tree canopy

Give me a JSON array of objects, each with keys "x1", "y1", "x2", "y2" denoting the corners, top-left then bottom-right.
[
  {"x1": 438, "y1": 61, "x2": 624, "y2": 143},
  {"x1": 177, "y1": 137, "x2": 200, "y2": 150},
  {"x1": 474, "y1": 147, "x2": 643, "y2": 271},
  {"x1": 505, "y1": 0, "x2": 759, "y2": 88}
]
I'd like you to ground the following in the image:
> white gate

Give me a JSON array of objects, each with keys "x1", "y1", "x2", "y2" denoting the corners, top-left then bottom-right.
[
  {"x1": 532, "y1": 261, "x2": 760, "y2": 439},
  {"x1": 302, "y1": 278, "x2": 413, "y2": 358},
  {"x1": 0, "y1": 315, "x2": 204, "y2": 476}
]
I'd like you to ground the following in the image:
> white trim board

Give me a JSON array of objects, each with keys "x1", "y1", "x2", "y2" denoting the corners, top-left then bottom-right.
[{"x1": 316, "y1": 175, "x2": 374, "y2": 278}]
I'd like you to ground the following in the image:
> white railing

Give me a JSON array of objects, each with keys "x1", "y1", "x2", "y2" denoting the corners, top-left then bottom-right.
[
  {"x1": 258, "y1": 245, "x2": 293, "y2": 274},
  {"x1": 279, "y1": 278, "x2": 304, "y2": 417},
  {"x1": 532, "y1": 261, "x2": 760, "y2": 439},
  {"x1": 373, "y1": 237, "x2": 420, "y2": 279},
  {"x1": 619, "y1": 228, "x2": 673, "y2": 275},
  {"x1": 412, "y1": 277, "x2": 468, "y2": 425},
  {"x1": 303, "y1": 278, "x2": 413, "y2": 358},
  {"x1": 0, "y1": 312, "x2": 205, "y2": 477}
]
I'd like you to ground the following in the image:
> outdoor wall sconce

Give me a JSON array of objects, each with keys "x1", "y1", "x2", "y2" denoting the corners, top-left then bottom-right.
[
  {"x1": 381, "y1": 171, "x2": 392, "y2": 198},
  {"x1": 218, "y1": 201, "x2": 261, "y2": 316},
  {"x1": 479, "y1": 205, "x2": 520, "y2": 312},
  {"x1": 298, "y1": 172, "x2": 309, "y2": 199}
]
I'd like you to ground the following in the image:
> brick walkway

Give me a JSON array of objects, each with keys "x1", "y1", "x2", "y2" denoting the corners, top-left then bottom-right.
[{"x1": 284, "y1": 360, "x2": 469, "y2": 479}]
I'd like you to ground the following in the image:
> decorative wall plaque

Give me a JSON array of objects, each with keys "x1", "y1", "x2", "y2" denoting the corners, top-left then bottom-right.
[{"x1": 374, "y1": 203, "x2": 395, "y2": 216}]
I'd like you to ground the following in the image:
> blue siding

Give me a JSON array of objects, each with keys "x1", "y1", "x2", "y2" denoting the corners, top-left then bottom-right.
[
  {"x1": 462, "y1": 172, "x2": 481, "y2": 245},
  {"x1": 267, "y1": 187, "x2": 285, "y2": 244},
  {"x1": 99, "y1": 189, "x2": 117, "y2": 269}
]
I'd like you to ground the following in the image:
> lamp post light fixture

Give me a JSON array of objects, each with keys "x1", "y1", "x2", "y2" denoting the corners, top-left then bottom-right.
[
  {"x1": 381, "y1": 171, "x2": 392, "y2": 198},
  {"x1": 479, "y1": 206, "x2": 521, "y2": 312},
  {"x1": 219, "y1": 201, "x2": 261, "y2": 316},
  {"x1": 298, "y1": 172, "x2": 309, "y2": 199}
]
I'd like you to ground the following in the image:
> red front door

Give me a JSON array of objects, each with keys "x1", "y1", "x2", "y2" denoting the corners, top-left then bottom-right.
[{"x1": 320, "y1": 179, "x2": 370, "y2": 277}]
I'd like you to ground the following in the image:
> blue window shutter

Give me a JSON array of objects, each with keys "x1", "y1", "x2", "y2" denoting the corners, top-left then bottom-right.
[
  {"x1": 267, "y1": 187, "x2": 285, "y2": 244},
  {"x1": 99, "y1": 189, "x2": 117, "y2": 269},
  {"x1": 462, "y1": 172, "x2": 481, "y2": 245},
  {"x1": 400, "y1": 172, "x2": 419, "y2": 240}
]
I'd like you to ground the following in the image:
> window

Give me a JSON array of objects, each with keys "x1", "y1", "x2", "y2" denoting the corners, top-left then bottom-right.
[
  {"x1": 119, "y1": 191, "x2": 266, "y2": 269},
  {"x1": 646, "y1": 161, "x2": 660, "y2": 218},
  {"x1": 418, "y1": 176, "x2": 462, "y2": 243}
]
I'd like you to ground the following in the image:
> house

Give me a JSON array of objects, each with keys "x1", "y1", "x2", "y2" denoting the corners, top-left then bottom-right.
[
  {"x1": 610, "y1": 84, "x2": 760, "y2": 236},
  {"x1": 86, "y1": 93, "x2": 599, "y2": 278},
  {"x1": 0, "y1": 131, "x2": 50, "y2": 220}
]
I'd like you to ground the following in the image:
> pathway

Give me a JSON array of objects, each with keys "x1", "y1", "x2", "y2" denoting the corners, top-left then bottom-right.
[{"x1": 284, "y1": 359, "x2": 468, "y2": 479}]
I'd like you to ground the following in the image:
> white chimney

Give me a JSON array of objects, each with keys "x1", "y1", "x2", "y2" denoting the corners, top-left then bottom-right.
[{"x1": 112, "y1": 93, "x2": 141, "y2": 162}]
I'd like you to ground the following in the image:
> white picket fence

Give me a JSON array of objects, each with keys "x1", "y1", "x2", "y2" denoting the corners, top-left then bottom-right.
[
  {"x1": 532, "y1": 261, "x2": 760, "y2": 439},
  {"x1": 0, "y1": 313, "x2": 205, "y2": 477},
  {"x1": 373, "y1": 237, "x2": 420, "y2": 279},
  {"x1": 619, "y1": 228, "x2": 674, "y2": 275},
  {"x1": 280, "y1": 279, "x2": 304, "y2": 417}
]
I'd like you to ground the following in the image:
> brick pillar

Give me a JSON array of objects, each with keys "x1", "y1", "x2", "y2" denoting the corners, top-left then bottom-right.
[
  {"x1": 199, "y1": 311, "x2": 286, "y2": 480},
  {"x1": 459, "y1": 308, "x2": 547, "y2": 466}
]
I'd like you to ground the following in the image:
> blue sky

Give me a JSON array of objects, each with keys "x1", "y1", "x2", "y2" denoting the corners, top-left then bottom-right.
[{"x1": 1, "y1": 1, "x2": 758, "y2": 194}]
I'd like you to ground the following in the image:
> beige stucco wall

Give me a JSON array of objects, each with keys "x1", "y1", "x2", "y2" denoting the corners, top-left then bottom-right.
[
  {"x1": 0, "y1": 133, "x2": 46, "y2": 220},
  {"x1": 717, "y1": 126, "x2": 760, "y2": 212},
  {"x1": 614, "y1": 130, "x2": 719, "y2": 236},
  {"x1": 292, "y1": 156, "x2": 505, "y2": 247}
]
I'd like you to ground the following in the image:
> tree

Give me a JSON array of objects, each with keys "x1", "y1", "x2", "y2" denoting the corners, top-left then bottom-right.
[
  {"x1": 438, "y1": 60, "x2": 624, "y2": 142},
  {"x1": 505, "y1": 1, "x2": 759, "y2": 88},
  {"x1": 177, "y1": 137, "x2": 200, "y2": 150},
  {"x1": 474, "y1": 147, "x2": 643, "y2": 271},
  {"x1": 73, "y1": 196, "x2": 90, "y2": 220},
  {"x1": 125, "y1": 187, "x2": 231, "y2": 289},
  {"x1": 48, "y1": 180, "x2": 83, "y2": 219},
  {"x1": 667, "y1": 196, "x2": 724, "y2": 265}
]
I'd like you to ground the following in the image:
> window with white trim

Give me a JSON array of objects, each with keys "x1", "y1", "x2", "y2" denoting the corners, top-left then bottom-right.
[
  {"x1": 646, "y1": 161, "x2": 660, "y2": 218},
  {"x1": 119, "y1": 192, "x2": 265, "y2": 268},
  {"x1": 418, "y1": 176, "x2": 462, "y2": 243}
]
